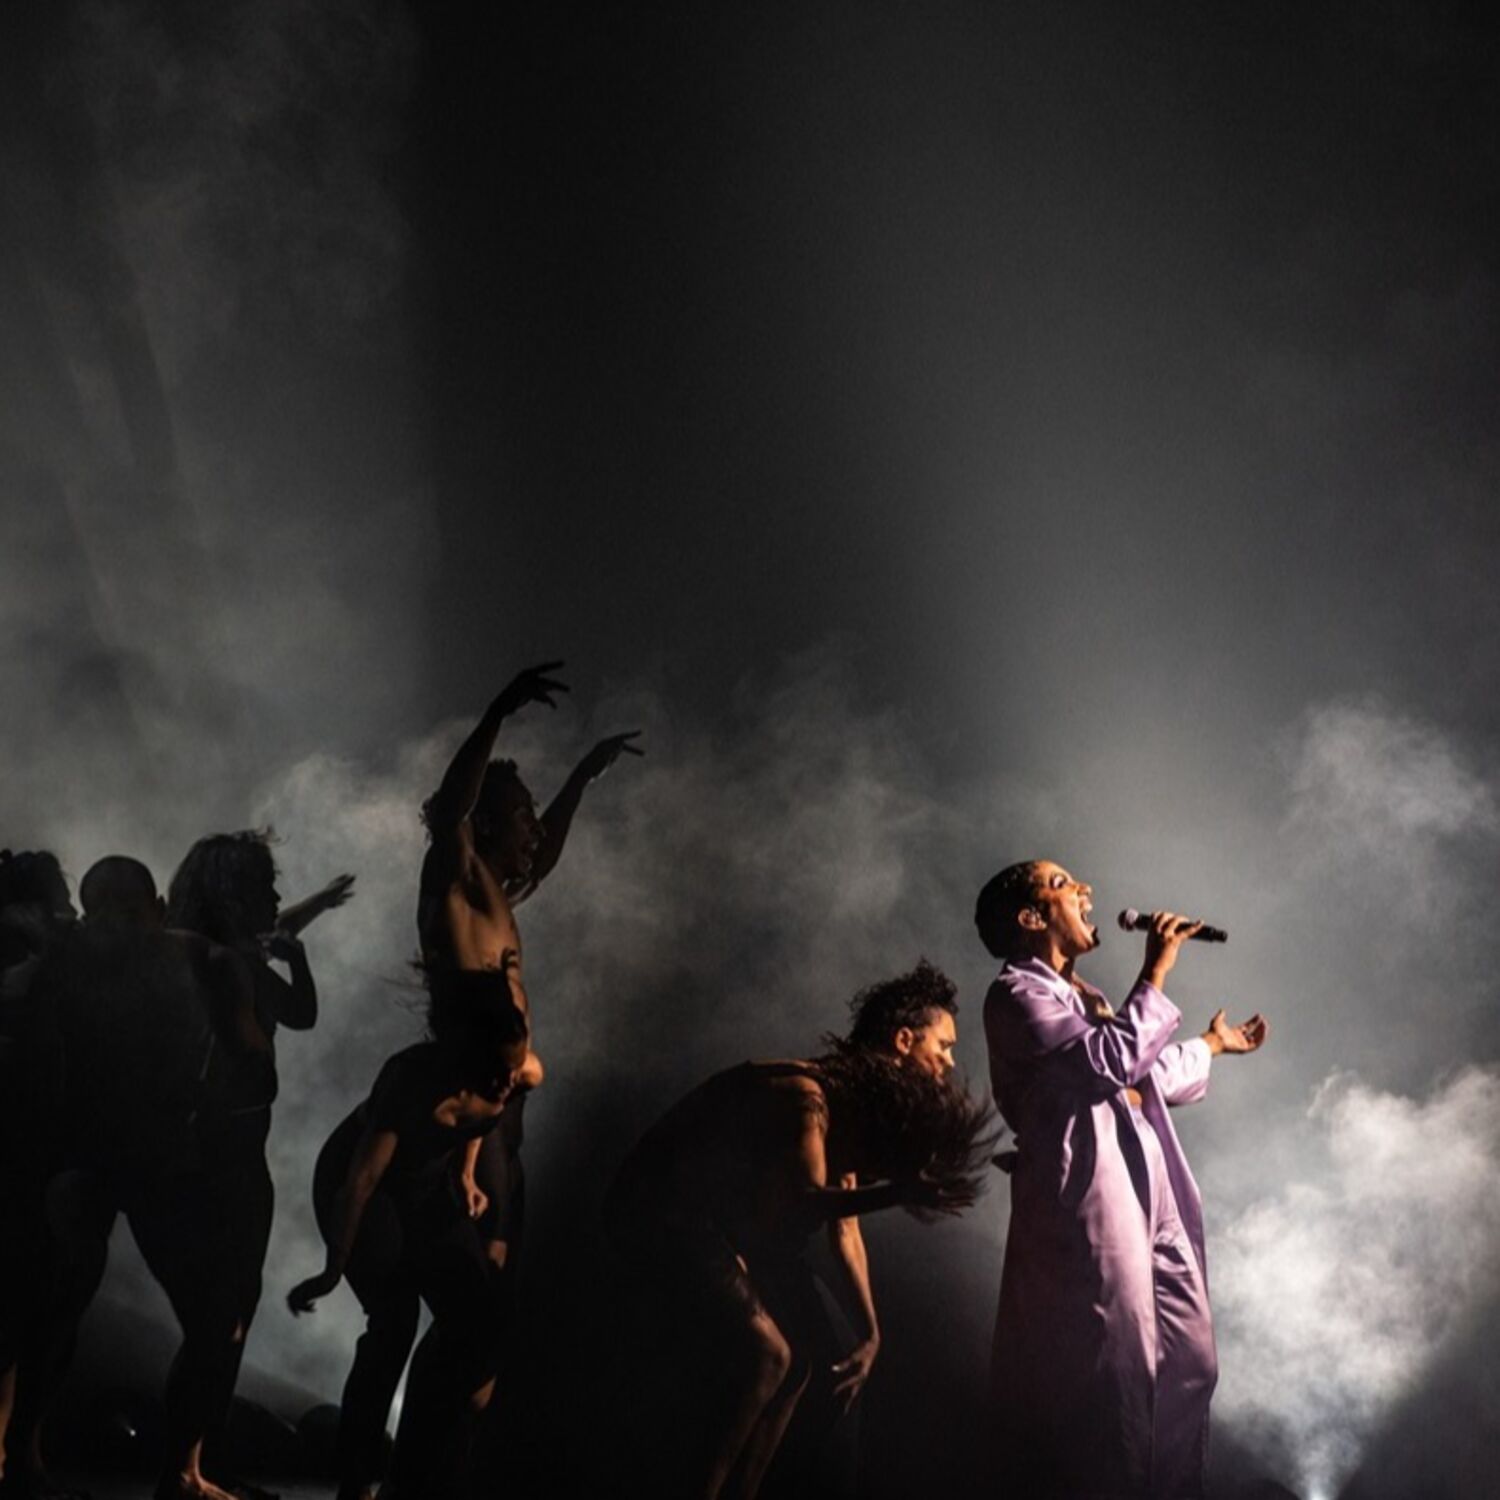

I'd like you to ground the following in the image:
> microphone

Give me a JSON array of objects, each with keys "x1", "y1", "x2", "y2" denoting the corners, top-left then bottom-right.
[{"x1": 1117, "y1": 909, "x2": 1228, "y2": 944}]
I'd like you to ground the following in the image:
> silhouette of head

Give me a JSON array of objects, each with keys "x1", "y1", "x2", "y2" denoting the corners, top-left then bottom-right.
[
  {"x1": 471, "y1": 760, "x2": 543, "y2": 880},
  {"x1": 0, "y1": 848, "x2": 74, "y2": 921},
  {"x1": 79, "y1": 856, "x2": 163, "y2": 930},
  {"x1": 166, "y1": 830, "x2": 278, "y2": 945}
]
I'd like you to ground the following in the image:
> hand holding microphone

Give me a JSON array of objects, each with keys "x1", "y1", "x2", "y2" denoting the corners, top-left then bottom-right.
[
  {"x1": 1124, "y1": 909, "x2": 1212, "y2": 990},
  {"x1": 1117, "y1": 909, "x2": 1227, "y2": 944}
]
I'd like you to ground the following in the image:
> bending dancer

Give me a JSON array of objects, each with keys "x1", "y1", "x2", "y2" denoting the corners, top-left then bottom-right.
[
  {"x1": 287, "y1": 970, "x2": 528, "y2": 1500},
  {"x1": 604, "y1": 967, "x2": 993, "y2": 1500},
  {"x1": 816, "y1": 962, "x2": 961, "y2": 1417},
  {"x1": 417, "y1": 664, "x2": 639, "y2": 1283},
  {"x1": 975, "y1": 861, "x2": 1268, "y2": 1500}
]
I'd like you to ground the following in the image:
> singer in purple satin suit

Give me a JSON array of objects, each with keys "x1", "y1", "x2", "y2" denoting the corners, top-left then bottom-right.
[{"x1": 975, "y1": 861, "x2": 1268, "y2": 1500}]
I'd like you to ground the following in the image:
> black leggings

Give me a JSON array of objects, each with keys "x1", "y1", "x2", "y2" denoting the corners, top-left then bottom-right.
[{"x1": 314, "y1": 1143, "x2": 504, "y2": 1495}]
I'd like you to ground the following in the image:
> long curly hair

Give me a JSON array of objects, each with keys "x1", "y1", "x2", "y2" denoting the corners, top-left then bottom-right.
[
  {"x1": 166, "y1": 830, "x2": 277, "y2": 946},
  {"x1": 846, "y1": 958, "x2": 958, "y2": 1051},
  {"x1": 812, "y1": 1040, "x2": 998, "y2": 1223}
]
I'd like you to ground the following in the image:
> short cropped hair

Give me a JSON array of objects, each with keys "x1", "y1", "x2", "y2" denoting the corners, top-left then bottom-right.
[
  {"x1": 845, "y1": 960, "x2": 957, "y2": 1052},
  {"x1": 79, "y1": 856, "x2": 158, "y2": 919},
  {"x1": 974, "y1": 861, "x2": 1042, "y2": 959}
]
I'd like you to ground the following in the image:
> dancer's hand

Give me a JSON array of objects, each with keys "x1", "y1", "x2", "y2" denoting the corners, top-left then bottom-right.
[
  {"x1": 287, "y1": 1268, "x2": 341, "y2": 1315},
  {"x1": 831, "y1": 1334, "x2": 881, "y2": 1411},
  {"x1": 578, "y1": 731, "x2": 644, "y2": 781},
  {"x1": 277, "y1": 874, "x2": 356, "y2": 935},
  {"x1": 496, "y1": 662, "x2": 570, "y2": 717},
  {"x1": 899, "y1": 1169, "x2": 978, "y2": 1217},
  {"x1": 462, "y1": 1175, "x2": 490, "y2": 1220},
  {"x1": 1204, "y1": 1009, "x2": 1268, "y2": 1056},
  {"x1": 261, "y1": 930, "x2": 306, "y2": 965}
]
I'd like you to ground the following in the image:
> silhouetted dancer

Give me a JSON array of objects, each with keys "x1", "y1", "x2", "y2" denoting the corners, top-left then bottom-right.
[
  {"x1": 0, "y1": 851, "x2": 76, "y2": 1493},
  {"x1": 287, "y1": 970, "x2": 528, "y2": 1500},
  {"x1": 976, "y1": 860, "x2": 1269, "y2": 1500},
  {"x1": 164, "y1": 833, "x2": 353, "y2": 1492},
  {"x1": 416, "y1": 666, "x2": 639, "y2": 1332},
  {"x1": 604, "y1": 968, "x2": 994, "y2": 1500},
  {"x1": 12, "y1": 856, "x2": 269, "y2": 1500}
]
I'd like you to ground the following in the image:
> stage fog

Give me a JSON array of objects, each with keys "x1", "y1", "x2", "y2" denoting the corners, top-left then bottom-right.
[{"x1": 2, "y1": 3, "x2": 1496, "y2": 1497}]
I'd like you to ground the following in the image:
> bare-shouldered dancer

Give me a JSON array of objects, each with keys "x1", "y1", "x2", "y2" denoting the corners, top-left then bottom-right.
[
  {"x1": 417, "y1": 663, "x2": 640, "y2": 1272},
  {"x1": 814, "y1": 962, "x2": 961, "y2": 1421},
  {"x1": 164, "y1": 832, "x2": 352, "y2": 1497},
  {"x1": 604, "y1": 967, "x2": 994, "y2": 1500}
]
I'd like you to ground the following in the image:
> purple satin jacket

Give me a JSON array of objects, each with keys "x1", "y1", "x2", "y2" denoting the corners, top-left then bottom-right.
[{"x1": 985, "y1": 957, "x2": 1214, "y2": 1496}]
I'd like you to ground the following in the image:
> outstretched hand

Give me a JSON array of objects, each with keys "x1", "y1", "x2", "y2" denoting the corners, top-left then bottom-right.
[
  {"x1": 496, "y1": 662, "x2": 570, "y2": 717},
  {"x1": 1204, "y1": 1009, "x2": 1268, "y2": 1056},
  {"x1": 578, "y1": 731, "x2": 644, "y2": 782},
  {"x1": 305, "y1": 872, "x2": 356, "y2": 916},
  {"x1": 287, "y1": 1268, "x2": 341, "y2": 1315},
  {"x1": 275, "y1": 874, "x2": 356, "y2": 936},
  {"x1": 898, "y1": 1168, "x2": 978, "y2": 1218}
]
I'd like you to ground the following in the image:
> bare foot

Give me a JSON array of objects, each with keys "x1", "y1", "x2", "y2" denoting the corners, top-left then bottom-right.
[{"x1": 154, "y1": 1475, "x2": 240, "y2": 1500}]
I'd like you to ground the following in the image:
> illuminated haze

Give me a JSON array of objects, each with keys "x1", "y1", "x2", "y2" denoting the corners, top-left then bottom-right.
[{"x1": 1, "y1": 4, "x2": 1496, "y2": 1496}]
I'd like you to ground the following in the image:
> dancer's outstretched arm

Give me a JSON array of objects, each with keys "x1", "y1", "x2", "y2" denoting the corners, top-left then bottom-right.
[
  {"x1": 517, "y1": 731, "x2": 642, "y2": 898},
  {"x1": 287, "y1": 1127, "x2": 398, "y2": 1313}
]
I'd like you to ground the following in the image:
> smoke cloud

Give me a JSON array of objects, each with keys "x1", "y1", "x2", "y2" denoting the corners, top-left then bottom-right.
[{"x1": 1212, "y1": 1067, "x2": 1500, "y2": 1500}]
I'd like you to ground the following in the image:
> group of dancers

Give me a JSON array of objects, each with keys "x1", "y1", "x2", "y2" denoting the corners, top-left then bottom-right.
[{"x1": 1, "y1": 660, "x2": 1270, "y2": 1500}]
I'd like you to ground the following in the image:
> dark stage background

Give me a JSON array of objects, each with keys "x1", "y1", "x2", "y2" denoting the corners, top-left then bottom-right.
[{"x1": 2, "y1": 4, "x2": 1498, "y2": 1497}]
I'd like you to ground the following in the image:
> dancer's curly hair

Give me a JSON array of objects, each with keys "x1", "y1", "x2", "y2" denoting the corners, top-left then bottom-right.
[
  {"x1": 845, "y1": 958, "x2": 957, "y2": 1051},
  {"x1": 166, "y1": 830, "x2": 277, "y2": 946},
  {"x1": 419, "y1": 760, "x2": 525, "y2": 840},
  {"x1": 815, "y1": 1040, "x2": 997, "y2": 1224}
]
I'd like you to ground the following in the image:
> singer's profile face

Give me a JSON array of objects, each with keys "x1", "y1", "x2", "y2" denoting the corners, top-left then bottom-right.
[{"x1": 1029, "y1": 861, "x2": 1099, "y2": 957}]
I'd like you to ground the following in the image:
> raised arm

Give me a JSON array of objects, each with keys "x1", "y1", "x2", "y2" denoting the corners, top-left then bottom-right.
[
  {"x1": 989, "y1": 914, "x2": 1208, "y2": 1097},
  {"x1": 287, "y1": 1124, "x2": 398, "y2": 1313},
  {"x1": 425, "y1": 665, "x2": 570, "y2": 848},
  {"x1": 276, "y1": 874, "x2": 356, "y2": 937},
  {"x1": 517, "y1": 731, "x2": 643, "y2": 896},
  {"x1": 258, "y1": 932, "x2": 317, "y2": 1031}
]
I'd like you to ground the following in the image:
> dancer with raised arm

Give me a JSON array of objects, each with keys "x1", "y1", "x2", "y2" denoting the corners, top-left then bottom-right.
[
  {"x1": 165, "y1": 832, "x2": 352, "y2": 1494},
  {"x1": 975, "y1": 860, "x2": 1268, "y2": 1500},
  {"x1": 605, "y1": 964, "x2": 993, "y2": 1500},
  {"x1": 417, "y1": 663, "x2": 639, "y2": 1285}
]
